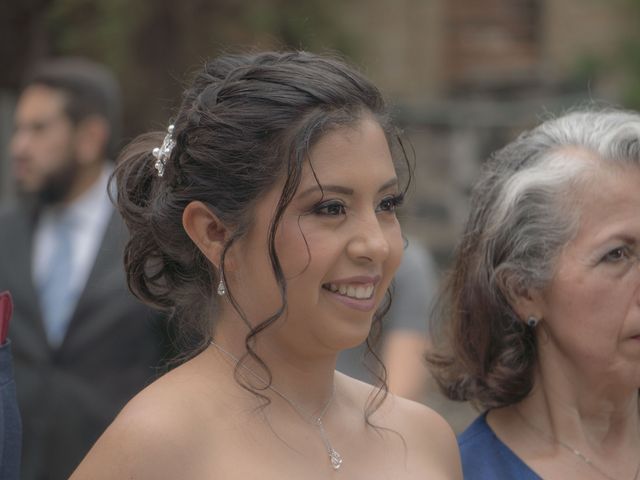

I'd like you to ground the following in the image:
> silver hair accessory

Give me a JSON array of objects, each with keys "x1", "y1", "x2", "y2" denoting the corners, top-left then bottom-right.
[
  {"x1": 152, "y1": 124, "x2": 175, "y2": 177},
  {"x1": 526, "y1": 315, "x2": 539, "y2": 328},
  {"x1": 209, "y1": 339, "x2": 343, "y2": 470}
]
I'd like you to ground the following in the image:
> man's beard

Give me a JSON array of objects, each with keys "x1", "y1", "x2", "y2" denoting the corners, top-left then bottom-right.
[{"x1": 17, "y1": 155, "x2": 80, "y2": 207}]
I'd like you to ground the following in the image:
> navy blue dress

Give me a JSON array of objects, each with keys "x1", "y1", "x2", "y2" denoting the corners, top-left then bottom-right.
[
  {"x1": 458, "y1": 413, "x2": 541, "y2": 479},
  {"x1": 0, "y1": 340, "x2": 22, "y2": 480}
]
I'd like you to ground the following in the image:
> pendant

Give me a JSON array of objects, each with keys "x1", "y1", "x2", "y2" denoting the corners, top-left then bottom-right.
[{"x1": 329, "y1": 448, "x2": 343, "y2": 470}]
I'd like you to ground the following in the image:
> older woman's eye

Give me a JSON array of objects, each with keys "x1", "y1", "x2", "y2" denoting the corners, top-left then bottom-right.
[{"x1": 602, "y1": 246, "x2": 631, "y2": 263}]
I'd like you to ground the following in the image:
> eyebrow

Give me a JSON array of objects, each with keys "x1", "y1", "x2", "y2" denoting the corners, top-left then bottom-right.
[
  {"x1": 590, "y1": 233, "x2": 638, "y2": 253},
  {"x1": 607, "y1": 234, "x2": 637, "y2": 246},
  {"x1": 297, "y1": 177, "x2": 399, "y2": 199}
]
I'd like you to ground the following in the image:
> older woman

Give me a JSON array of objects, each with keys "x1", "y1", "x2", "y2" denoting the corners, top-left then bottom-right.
[{"x1": 430, "y1": 109, "x2": 640, "y2": 480}]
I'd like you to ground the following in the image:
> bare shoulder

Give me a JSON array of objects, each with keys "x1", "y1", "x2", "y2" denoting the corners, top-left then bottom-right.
[
  {"x1": 339, "y1": 373, "x2": 462, "y2": 479},
  {"x1": 70, "y1": 359, "x2": 215, "y2": 479},
  {"x1": 384, "y1": 394, "x2": 462, "y2": 478}
]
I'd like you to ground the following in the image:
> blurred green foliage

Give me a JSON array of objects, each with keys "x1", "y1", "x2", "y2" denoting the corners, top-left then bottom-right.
[
  {"x1": 619, "y1": 0, "x2": 640, "y2": 108},
  {"x1": 8, "y1": 0, "x2": 359, "y2": 139},
  {"x1": 47, "y1": 0, "x2": 142, "y2": 71},
  {"x1": 560, "y1": 0, "x2": 640, "y2": 109}
]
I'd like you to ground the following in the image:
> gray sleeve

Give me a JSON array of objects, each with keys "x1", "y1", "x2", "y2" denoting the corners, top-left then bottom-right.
[{"x1": 385, "y1": 241, "x2": 439, "y2": 333}]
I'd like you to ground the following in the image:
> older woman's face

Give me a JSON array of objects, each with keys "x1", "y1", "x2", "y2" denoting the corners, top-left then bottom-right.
[{"x1": 537, "y1": 165, "x2": 640, "y2": 386}]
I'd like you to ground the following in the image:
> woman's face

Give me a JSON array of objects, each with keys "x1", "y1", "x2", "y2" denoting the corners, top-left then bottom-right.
[
  {"x1": 228, "y1": 116, "x2": 404, "y2": 356},
  {"x1": 536, "y1": 164, "x2": 640, "y2": 387}
]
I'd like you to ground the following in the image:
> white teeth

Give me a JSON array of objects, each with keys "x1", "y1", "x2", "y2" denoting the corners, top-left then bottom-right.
[{"x1": 325, "y1": 283, "x2": 374, "y2": 300}]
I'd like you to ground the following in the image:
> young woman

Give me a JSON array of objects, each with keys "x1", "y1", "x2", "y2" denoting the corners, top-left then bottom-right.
[{"x1": 71, "y1": 51, "x2": 461, "y2": 479}]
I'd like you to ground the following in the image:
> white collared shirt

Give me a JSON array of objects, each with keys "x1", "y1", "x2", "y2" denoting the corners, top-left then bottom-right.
[{"x1": 33, "y1": 164, "x2": 115, "y2": 317}]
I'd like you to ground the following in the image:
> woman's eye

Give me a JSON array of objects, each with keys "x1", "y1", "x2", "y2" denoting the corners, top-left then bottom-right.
[
  {"x1": 377, "y1": 194, "x2": 404, "y2": 213},
  {"x1": 602, "y1": 246, "x2": 631, "y2": 263},
  {"x1": 314, "y1": 202, "x2": 346, "y2": 216}
]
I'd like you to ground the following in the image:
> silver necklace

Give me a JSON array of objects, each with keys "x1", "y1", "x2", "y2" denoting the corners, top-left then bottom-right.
[
  {"x1": 210, "y1": 339, "x2": 344, "y2": 470},
  {"x1": 514, "y1": 407, "x2": 640, "y2": 480}
]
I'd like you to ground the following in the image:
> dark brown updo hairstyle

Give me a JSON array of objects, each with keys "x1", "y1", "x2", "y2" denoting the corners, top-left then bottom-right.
[{"x1": 114, "y1": 51, "x2": 410, "y2": 403}]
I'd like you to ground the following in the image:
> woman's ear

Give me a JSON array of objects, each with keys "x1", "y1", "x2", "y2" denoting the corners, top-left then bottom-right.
[
  {"x1": 182, "y1": 201, "x2": 228, "y2": 268},
  {"x1": 497, "y1": 271, "x2": 545, "y2": 323}
]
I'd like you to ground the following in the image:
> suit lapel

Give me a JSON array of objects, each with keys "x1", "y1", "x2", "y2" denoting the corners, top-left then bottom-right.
[
  {"x1": 10, "y1": 210, "x2": 40, "y2": 318},
  {"x1": 62, "y1": 210, "x2": 127, "y2": 347},
  {"x1": 2, "y1": 206, "x2": 51, "y2": 356},
  {"x1": 82, "y1": 209, "x2": 125, "y2": 300}
]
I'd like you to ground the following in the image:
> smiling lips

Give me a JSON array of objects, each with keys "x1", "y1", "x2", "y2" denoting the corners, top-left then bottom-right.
[{"x1": 324, "y1": 282, "x2": 375, "y2": 300}]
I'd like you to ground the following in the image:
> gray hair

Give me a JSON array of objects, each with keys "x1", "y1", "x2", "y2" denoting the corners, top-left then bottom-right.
[
  {"x1": 483, "y1": 109, "x2": 640, "y2": 298},
  {"x1": 429, "y1": 108, "x2": 640, "y2": 408}
]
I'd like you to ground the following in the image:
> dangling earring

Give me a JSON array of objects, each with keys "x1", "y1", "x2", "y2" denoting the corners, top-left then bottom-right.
[
  {"x1": 217, "y1": 275, "x2": 226, "y2": 296},
  {"x1": 526, "y1": 315, "x2": 539, "y2": 328}
]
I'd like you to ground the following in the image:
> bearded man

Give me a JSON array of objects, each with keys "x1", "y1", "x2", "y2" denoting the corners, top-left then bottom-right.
[{"x1": 0, "y1": 58, "x2": 170, "y2": 480}]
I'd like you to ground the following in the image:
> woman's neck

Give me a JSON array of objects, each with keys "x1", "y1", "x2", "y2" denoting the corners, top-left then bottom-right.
[
  {"x1": 518, "y1": 382, "x2": 639, "y2": 452},
  {"x1": 528, "y1": 347, "x2": 640, "y2": 446},
  {"x1": 499, "y1": 354, "x2": 640, "y2": 480},
  {"x1": 210, "y1": 322, "x2": 338, "y2": 417}
]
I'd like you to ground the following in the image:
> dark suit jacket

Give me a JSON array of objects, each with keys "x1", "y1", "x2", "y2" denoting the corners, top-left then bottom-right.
[
  {"x1": 0, "y1": 340, "x2": 21, "y2": 480},
  {"x1": 0, "y1": 204, "x2": 171, "y2": 480}
]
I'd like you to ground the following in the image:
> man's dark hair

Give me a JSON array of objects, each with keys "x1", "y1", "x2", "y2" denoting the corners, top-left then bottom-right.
[{"x1": 24, "y1": 57, "x2": 122, "y2": 159}]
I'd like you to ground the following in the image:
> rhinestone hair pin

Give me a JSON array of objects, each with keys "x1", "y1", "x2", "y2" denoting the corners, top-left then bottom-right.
[{"x1": 152, "y1": 124, "x2": 175, "y2": 177}]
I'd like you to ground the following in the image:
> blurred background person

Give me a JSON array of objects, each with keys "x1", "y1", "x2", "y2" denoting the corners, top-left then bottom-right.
[
  {"x1": 0, "y1": 58, "x2": 171, "y2": 480},
  {"x1": 0, "y1": 291, "x2": 21, "y2": 480},
  {"x1": 337, "y1": 239, "x2": 438, "y2": 402},
  {"x1": 429, "y1": 109, "x2": 640, "y2": 479}
]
